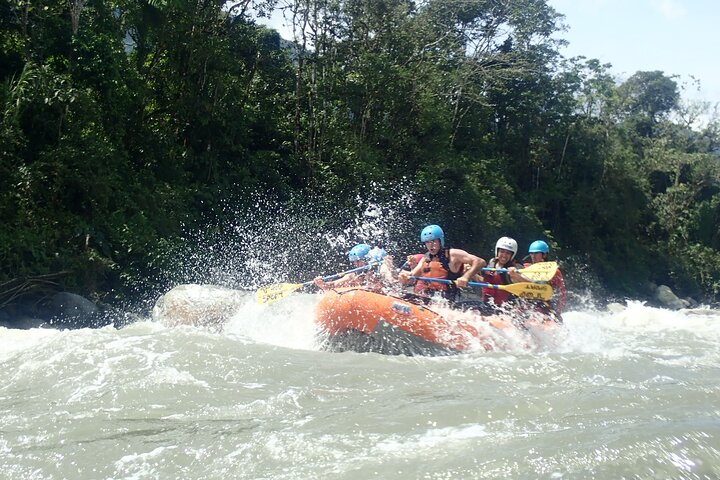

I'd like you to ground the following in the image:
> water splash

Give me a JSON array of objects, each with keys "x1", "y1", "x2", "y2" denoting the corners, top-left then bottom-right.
[{"x1": 144, "y1": 185, "x2": 423, "y2": 298}]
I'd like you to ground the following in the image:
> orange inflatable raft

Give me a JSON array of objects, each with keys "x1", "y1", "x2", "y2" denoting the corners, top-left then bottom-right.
[{"x1": 314, "y1": 287, "x2": 560, "y2": 356}]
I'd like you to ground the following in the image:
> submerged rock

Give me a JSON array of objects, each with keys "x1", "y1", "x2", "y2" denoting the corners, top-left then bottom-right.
[
  {"x1": 1, "y1": 292, "x2": 109, "y2": 329},
  {"x1": 46, "y1": 292, "x2": 111, "y2": 329},
  {"x1": 606, "y1": 302, "x2": 626, "y2": 313},
  {"x1": 152, "y1": 284, "x2": 248, "y2": 329},
  {"x1": 654, "y1": 285, "x2": 690, "y2": 310}
]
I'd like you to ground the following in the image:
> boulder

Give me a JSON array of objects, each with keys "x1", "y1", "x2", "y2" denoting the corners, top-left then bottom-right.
[
  {"x1": 152, "y1": 284, "x2": 247, "y2": 330},
  {"x1": 0, "y1": 315, "x2": 48, "y2": 329},
  {"x1": 684, "y1": 296, "x2": 699, "y2": 309},
  {"x1": 46, "y1": 292, "x2": 109, "y2": 329},
  {"x1": 654, "y1": 285, "x2": 690, "y2": 310}
]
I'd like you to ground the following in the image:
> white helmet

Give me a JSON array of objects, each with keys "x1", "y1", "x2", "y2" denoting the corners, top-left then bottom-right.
[{"x1": 495, "y1": 237, "x2": 518, "y2": 261}]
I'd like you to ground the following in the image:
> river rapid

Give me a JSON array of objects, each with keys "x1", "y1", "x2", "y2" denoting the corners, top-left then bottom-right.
[{"x1": 1, "y1": 292, "x2": 719, "y2": 480}]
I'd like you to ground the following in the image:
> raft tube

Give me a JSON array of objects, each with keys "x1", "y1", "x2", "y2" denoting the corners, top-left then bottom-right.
[
  {"x1": 315, "y1": 288, "x2": 501, "y2": 355},
  {"x1": 314, "y1": 287, "x2": 561, "y2": 356}
]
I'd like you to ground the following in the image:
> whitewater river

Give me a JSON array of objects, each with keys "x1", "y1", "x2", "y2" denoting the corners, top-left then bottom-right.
[{"x1": 1, "y1": 292, "x2": 719, "y2": 479}]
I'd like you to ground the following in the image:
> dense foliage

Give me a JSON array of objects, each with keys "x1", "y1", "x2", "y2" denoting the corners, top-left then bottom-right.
[{"x1": 1, "y1": 0, "x2": 719, "y2": 308}]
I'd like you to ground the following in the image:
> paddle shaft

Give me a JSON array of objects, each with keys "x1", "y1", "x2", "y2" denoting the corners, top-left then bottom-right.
[
  {"x1": 482, "y1": 267, "x2": 519, "y2": 274},
  {"x1": 275, "y1": 261, "x2": 380, "y2": 292},
  {"x1": 255, "y1": 262, "x2": 382, "y2": 304},
  {"x1": 312, "y1": 261, "x2": 380, "y2": 285},
  {"x1": 411, "y1": 276, "x2": 552, "y2": 300},
  {"x1": 412, "y1": 276, "x2": 507, "y2": 289}
]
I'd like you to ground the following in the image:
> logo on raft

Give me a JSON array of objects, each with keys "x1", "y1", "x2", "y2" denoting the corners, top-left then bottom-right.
[{"x1": 391, "y1": 302, "x2": 412, "y2": 315}]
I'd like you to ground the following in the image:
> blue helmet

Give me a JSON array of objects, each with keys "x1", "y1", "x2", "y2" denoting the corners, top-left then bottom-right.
[
  {"x1": 528, "y1": 240, "x2": 549, "y2": 254},
  {"x1": 348, "y1": 243, "x2": 372, "y2": 262},
  {"x1": 420, "y1": 225, "x2": 444, "y2": 247},
  {"x1": 367, "y1": 247, "x2": 387, "y2": 263}
]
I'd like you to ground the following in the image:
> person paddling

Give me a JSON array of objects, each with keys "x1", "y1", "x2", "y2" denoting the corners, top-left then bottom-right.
[
  {"x1": 314, "y1": 244, "x2": 392, "y2": 292},
  {"x1": 398, "y1": 225, "x2": 485, "y2": 301},
  {"x1": 524, "y1": 240, "x2": 567, "y2": 315},
  {"x1": 481, "y1": 236, "x2": 523, "y2": 306}
]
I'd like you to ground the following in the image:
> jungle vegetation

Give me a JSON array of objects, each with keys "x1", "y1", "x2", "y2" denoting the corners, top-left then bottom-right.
[{"x1": 1, "y1": 0, "x2": 719, "y2": 308}]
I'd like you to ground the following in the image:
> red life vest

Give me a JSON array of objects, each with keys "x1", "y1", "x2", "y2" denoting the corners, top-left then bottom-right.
[{"x1": 482, "y1": 258, "x2": 520, "y2": 305}]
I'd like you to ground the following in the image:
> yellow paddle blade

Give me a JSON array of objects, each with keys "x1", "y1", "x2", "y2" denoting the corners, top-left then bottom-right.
[
  {"x1": 255, "y1": 282, "x2": 303, "y2": 304},
  {"x1": 519, "y1": 261, "x2": 558, "y2": 282},
  {"x1": 501, "y1": 282, "x2": 553, "y2": 301}
]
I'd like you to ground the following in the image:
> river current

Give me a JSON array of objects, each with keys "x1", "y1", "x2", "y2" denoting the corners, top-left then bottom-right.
[{"x1": 1, "y1": 292, "x2": 719, "y2": 479}]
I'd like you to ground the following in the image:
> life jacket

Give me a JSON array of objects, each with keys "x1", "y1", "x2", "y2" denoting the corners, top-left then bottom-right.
[
  {"x1": 415, "y1": 248, "x2": 460, "y2": 299},
  {"x1": 481, "y1": 258, "x2": 520, "y2": 306}
]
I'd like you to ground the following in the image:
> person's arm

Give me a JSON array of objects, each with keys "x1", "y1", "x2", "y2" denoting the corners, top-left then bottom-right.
[
  {"x1": 314, "y1": 273, "x2": 357, "y2": 290},
  {"x1": 313, "y1": 276, "x2": 327, "y2": 290},
  {"x1": 398, "y1": 260, "x2": 424, "y2": 284},
  {"x1": 378, "y1": 255, "x2": 398, "y2": 283},
  {"x1": 405, "y1": 254, "x2": 422, "y2": 270},
  {"x1": 450, "y1": 249, "x2": 486, "y2": 288},
  {"x1": 507, "y1": 268, "x2": 530, "y2": 284}
]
